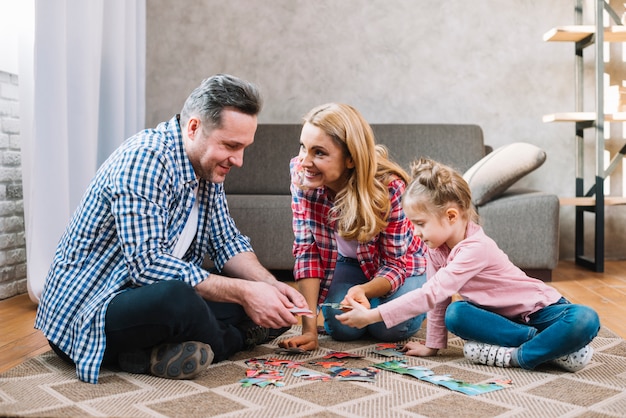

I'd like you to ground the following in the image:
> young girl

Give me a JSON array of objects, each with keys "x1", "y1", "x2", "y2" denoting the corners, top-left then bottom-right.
[
  {"x1": 337, "y1": 157, "x2": 601, "y2": 372},
  {"x1": 278, "y1": 103, "x2": 428, "y2": 351}
]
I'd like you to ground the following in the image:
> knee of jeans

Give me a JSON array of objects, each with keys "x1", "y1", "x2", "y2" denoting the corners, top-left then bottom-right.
[
  {"x1": 324, "y1": 317, "x2": 366, "y2": 341},
  {"x1": 444, "y1": 302, "x2": 465, "y2": 333},
  {"x1": 369, "y1": 318, "x2": 422, "y2": 342},
  {"x1": 157, "y1": 281, "x2": 204, "y2": 316},
  {"x1": 574, "y1": 306, "x2": 601, "y2": 338}
]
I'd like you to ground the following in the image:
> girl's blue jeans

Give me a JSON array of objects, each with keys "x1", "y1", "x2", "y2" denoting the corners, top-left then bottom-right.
[
  {"x1": 322, "y1": 255, "x2": 427, "y2": 342},
  {"x1": 444, "y1": 298, "x2": 600, "y2": 369}
]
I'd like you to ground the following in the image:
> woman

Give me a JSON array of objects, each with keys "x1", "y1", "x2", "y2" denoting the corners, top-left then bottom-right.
[{"x1": 278, "y1": 103, "x2": 428, "y2": 351}]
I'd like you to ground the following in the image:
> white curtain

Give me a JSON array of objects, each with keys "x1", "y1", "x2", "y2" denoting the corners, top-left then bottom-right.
[{"x1": 21, "y1": 0, "x2": 146, "y2": 302}]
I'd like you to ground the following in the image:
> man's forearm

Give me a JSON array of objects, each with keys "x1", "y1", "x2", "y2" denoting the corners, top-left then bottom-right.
[
  {"x1": 194, "y1": 272, "x2": 251, "y2": 304},
  {"x1": 221, "y1": 251, "x2": 277, "y2": 284}
]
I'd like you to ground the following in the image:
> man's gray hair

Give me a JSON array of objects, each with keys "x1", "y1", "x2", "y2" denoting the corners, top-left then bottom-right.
[{"x1": 180, "y1": 74, "x2": 262, "y2": 129}]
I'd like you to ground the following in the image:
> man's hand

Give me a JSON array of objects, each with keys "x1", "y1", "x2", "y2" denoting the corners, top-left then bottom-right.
[
  {"x1": 273, "y1": 280, "x2": 308, "y2": 309},
  {"x1": 402, "y1": 341, "x2": 439, "y2": 357},
  {"x1": 240, "y1": 281, "x2": 303, "y2": 329},
  {"x1": 335, "y1": 296, "x2": 382, "y2": 329},
  {"x1": 278, "y1": 331, "x2": 319, "y2": 351}
]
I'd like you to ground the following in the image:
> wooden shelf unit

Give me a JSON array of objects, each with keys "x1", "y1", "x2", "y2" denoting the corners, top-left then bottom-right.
[{"x1": 543, "y1": 0, "x2": 626, "y2": 272}]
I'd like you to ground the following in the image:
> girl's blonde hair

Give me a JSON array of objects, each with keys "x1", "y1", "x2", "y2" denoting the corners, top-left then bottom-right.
[
  {"x1": 404, "y1": 157, "x2": 479, "y2": 223},
  {"x1": 303, "y1": 103, "x2": 410, "y2": 242}
]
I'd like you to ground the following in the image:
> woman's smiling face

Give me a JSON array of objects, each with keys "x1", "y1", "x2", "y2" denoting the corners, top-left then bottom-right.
[{"x1": 297, "y1": 122, "x2": 354, "y2": 193}]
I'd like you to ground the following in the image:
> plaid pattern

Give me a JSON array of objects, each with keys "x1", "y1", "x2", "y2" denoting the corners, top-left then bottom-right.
[
  {"x1": 35, "y1": 116, "x2": 252, "y2": 384},
  {"x1": 290, "y1": 157, "x2": 426, "y2": 305}
]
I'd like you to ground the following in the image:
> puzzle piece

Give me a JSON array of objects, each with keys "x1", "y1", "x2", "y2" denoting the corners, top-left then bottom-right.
[
  {"x1": 289, "y1": 307, "x2": 314, "y2": 317},
  {"x1": 329, "y1": 366, "x2": 379, "y2": 383},
  {"x1": 372, "y1": 360, "x2": 508, "y2": 396},
  {"x1": 293, "y1": 370, "x2": 332, "y2": 381},
  {"x1": 311, "y1": 360, "x2": 346, "y2": 369},
  {"x1": 323, "y1": 351, "x2": 364, "y2": 359},
  {"x1": 275, "y1": 347, "x2": 309, "y2": 355},
  {"x1": 319, "y1": 302, "x2": 353, "y2": 311}
]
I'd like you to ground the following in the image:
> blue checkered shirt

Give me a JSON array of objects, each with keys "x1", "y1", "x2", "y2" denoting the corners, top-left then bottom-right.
[{"x1": 35, "y1": 116, "x2": 253, "y2": 383}]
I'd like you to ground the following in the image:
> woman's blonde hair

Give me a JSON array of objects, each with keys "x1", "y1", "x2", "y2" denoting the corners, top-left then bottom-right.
[
  {"x1": 404, "y1": 157, "x2": 479, "y2": 223},
  {"x1": 303, "y1": 103, "x2": 410, "y2": 242}
]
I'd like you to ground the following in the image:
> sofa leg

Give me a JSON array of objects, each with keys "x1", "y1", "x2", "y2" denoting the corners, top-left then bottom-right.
[{"x1": 521, "y1": 268, "x2": 552, "y2": 282}]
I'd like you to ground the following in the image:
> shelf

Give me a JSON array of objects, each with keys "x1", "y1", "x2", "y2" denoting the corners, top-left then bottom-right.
[
  {"x1": 559, "y1": 196, "x2": 626, "y2": 206},
  {"x1": 543, "y1": 25, "x2": 626, "y2": 42},
  {"x1": 543, "y1": 112, "x2": 626, "y2": 122}
]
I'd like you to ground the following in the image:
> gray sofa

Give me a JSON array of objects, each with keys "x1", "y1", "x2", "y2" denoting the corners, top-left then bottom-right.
[{"x1": 223, "y1": 124, "x2": 559, "y2": 281}]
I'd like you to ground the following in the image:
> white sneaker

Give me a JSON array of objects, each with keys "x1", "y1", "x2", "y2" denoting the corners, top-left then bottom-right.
[
  {"x1": 552, "y1": 345, "x2": 594, "y2": 372},
  {"x1": 463, "y1": 341, "x2": 512, "y2": 368}
]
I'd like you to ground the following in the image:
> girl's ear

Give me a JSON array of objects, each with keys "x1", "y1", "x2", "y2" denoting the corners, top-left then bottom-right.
[
  {"x1": 346, "y1": 156, "x2": 355, "y2": 169},
  {"x1": 446, "y1": 207, "x2": 460, "y2": 224}
]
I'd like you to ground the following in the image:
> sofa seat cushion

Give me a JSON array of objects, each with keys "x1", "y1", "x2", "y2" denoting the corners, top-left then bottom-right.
[
  {"x1": 463, "y1": 142, "x2": 546, "y2": 206},
  {"x1": 226, "y1": 194, "x2": 295, "y2": 270}
]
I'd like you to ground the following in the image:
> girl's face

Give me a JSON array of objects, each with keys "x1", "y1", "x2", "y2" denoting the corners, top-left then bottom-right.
[
  {"x1": 404, "y1": 203, "x2": 456, "y2": 249},
  {"x1": 298, "y1": 122, "x2": 354, "y2": 193}
]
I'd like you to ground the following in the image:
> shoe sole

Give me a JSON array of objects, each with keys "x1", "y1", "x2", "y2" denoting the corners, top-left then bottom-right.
[{"x1": 150, "y1": 342, "x2": 213, "y2": 379}]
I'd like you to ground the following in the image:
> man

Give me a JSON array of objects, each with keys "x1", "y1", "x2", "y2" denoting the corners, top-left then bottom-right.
[{"x1": 35, "y1": 74, "x2": 307, "y2": 384}]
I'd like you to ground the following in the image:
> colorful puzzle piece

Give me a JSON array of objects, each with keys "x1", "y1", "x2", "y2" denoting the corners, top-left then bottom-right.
[
  {"x1": 373, "y1": 360, "x2": 508, "y2": 396},
  {"x1": 323, "y1": 351, "x2": 364, "y2": 359}
]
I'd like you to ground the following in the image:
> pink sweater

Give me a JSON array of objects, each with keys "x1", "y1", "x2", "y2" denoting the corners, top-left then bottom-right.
[{"x1": 378, "y1": 222, "x2": 561, "y2": 349}]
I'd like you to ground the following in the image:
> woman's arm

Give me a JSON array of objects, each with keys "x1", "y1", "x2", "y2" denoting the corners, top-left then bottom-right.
[{"x1": 278, "y1": 277, "x2": 321, "y2": 350}]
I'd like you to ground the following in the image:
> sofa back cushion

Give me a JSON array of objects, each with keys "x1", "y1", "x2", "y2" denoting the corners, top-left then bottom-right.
[
  {"x1": 224, "y1": 123, "x2": 485, "y2": 195},
  {"x1": 225, "y1": 124, "x2": 302, "y2": 194},
  {"x1": 372, "y1": 124, "x2": 484, "y2": 174}
]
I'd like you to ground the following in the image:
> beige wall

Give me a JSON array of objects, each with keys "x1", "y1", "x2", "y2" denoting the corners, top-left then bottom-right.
[{"x1": 146, "y1": 0, "x2": 626, "y2": 260}]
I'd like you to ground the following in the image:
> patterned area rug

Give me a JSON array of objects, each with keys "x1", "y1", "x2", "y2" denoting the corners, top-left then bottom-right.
[{"x1": 1, "y1": 327, "x2": 625, "y2": 417}]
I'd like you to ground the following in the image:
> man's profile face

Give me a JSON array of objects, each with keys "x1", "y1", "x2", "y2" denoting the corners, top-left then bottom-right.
[{"x1": 184, "y1": 108, "x2": 257, "y2": 183}]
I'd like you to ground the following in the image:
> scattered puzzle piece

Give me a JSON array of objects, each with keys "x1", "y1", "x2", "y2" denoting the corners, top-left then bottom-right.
[
  {"x1": 323, "y1": 351, "x2": 364, "y2": 359},
  {"x1": 293, "y1": 370, "x2": 332, "y2": 381},
  {"x1": 275, "y1": 347, "x2": 309, "y2": 355},
  {"x1": 312, "y1": 360, "x2": 346, "y2": 369},
  {"x1": 373, "y1": 360, "x2": 508, "y2": 396}
]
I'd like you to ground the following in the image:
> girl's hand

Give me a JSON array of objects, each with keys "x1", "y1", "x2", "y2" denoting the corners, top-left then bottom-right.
[
  {"x1": 340, "y1": 285, "x2": 370, "y2": 309},
  {"x1": 335, "y1": 296, "x2": 382, "y2": 329},
  {"x1": 402, "y1": 341, "x2": 439, "y2": 357},
  {"x1": 278, "y1": 332, "x2": 319, "y2": 351}
]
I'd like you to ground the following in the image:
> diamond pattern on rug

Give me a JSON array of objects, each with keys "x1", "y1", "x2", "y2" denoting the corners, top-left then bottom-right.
[
  {"x1": 1, "y1": 327, "x2": 625, "y2": 417},
  {"x1": 284, "y1": 380, "x2": 378, "y2": 406},
  {"x1": 50, "y1": 374, "x2": 144, "y2": 402},
  {"x1": 527, "y1": 376, "x2": 623, "y2": 407},
  {"x1": 146, "y1": 391, "x2": 246, "y2": 417},
  {"x1": 406, "y1": 393, "x2": 512, "y2": 418}
]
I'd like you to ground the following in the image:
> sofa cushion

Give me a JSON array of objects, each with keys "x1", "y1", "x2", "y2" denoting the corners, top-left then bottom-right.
[
  {"x1": 463, "y1": 142, "x2": 546, "y2": 206},
  {"x1": 372, "y1": 124, "x2": 485, "y2": 173},
  {"x1": 225, "y1": 124, "x2": 302, "y2": 195}
]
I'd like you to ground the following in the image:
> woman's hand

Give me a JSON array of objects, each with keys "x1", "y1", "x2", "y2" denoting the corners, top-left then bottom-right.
[
  {"x1": 335, "y1": 296, "x2": 382, "y2": 329},
  {"x1": 340, "y1": 285, "x2": 370, "y2": 309},
  {"x1": 278, "y1": 331, "x2": 319, "y2": 351},
  {"x1": 402, "y1": 341, "x2": 439, "y2": 357}
]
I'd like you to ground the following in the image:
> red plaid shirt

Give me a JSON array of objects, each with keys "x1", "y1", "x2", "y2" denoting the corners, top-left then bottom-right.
[{"x1": 290, "y1": 157, "x2": 427, "y2": 305}]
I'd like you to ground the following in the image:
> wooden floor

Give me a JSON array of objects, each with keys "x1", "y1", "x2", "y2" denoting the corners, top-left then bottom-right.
[{"x1": 1, "y1": 260, "x2": 625, "y2": 374}]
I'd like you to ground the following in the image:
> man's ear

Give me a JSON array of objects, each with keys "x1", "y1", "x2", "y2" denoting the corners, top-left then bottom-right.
[{"x1": 186, "y1": 117, "x2": 201, "y2": 140}]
